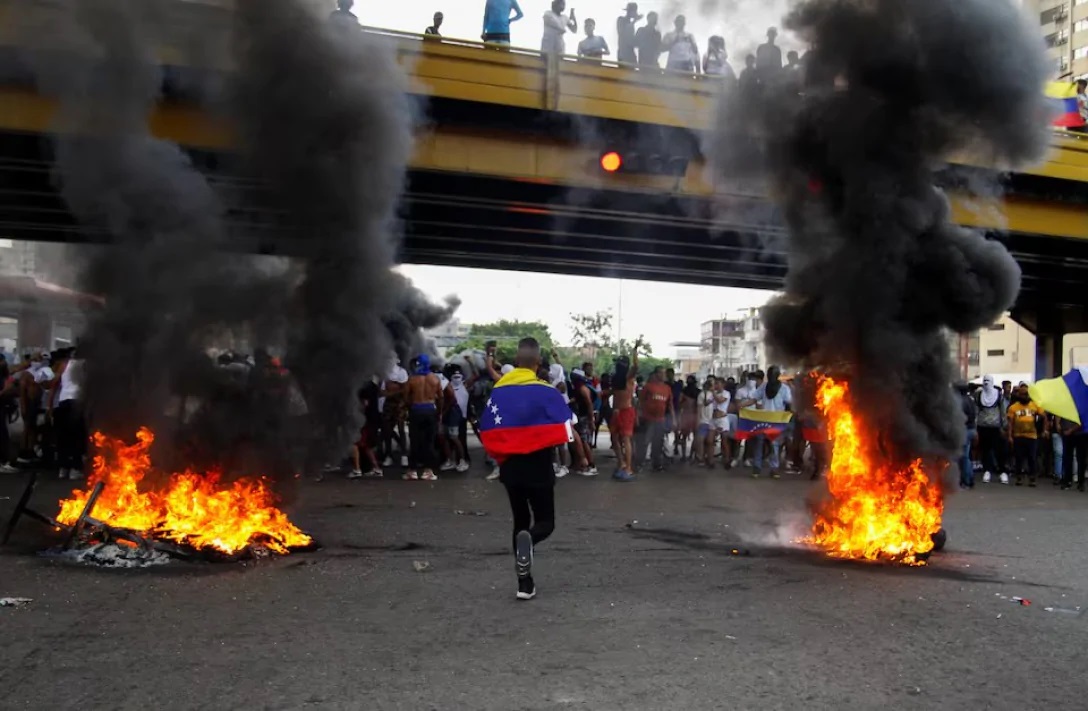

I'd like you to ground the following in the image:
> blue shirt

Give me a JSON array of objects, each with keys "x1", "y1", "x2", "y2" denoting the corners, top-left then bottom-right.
[{"x1": 483, "y1": 0, "x2": 524, "y2": 35}]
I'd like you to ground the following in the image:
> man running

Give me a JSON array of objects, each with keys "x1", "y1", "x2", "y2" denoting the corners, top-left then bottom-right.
[
  {"x1": 404, "y1": 354, "x2": 442, "y2": 481},
  {"x1": 479, "y1": 338, "x2": 573, "y2": 601},
  {"x1": 609, "y1": 339, "x2": 640, "y2": 481}
]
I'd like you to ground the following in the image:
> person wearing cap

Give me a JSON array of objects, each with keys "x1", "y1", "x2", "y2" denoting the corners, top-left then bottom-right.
[
  {"x1": 616, "y1": 2, "x2": 641, "y2": 64},
  {"x1": 380, "y1": 359, "x2": 410, "y2": 469},
  {"x1": 404, "y1": 354, "x2": 443, "y2": 481}
]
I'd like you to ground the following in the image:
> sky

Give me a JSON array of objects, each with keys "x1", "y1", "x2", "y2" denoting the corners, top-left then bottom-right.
[
  {"x1": 400, "y1": 265, "x2": 771, "y2": 354},
  {"x1": 354, "y1": 1, "x2": 799, "y2": 354}
]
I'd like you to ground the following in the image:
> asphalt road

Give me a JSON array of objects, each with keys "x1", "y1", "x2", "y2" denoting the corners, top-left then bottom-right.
[{"x1": 1, "y1": 452, "x2": 1086, "y2": 711}]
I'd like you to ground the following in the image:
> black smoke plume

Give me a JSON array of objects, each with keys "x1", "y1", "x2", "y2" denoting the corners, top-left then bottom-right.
[
  {"x1": 709, "y1": 0, "x2": 1049, "y2": 464},
  {"x1": 26, "y1": 0, "x2": 456, "y2": 476},
  {"x1": 32, "y1": 0, "x2": 290, "y2": 464}
]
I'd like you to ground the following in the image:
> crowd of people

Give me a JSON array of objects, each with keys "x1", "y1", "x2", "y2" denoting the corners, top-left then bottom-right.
[
  {"x1": 342, "y1": 339, "x2": 810, "y2": 484},
  {"x1": 0, "y1": 348, "x2": 85, "y2": 480},
  {"x1": 329, "y1": 0, "x2": 801, "y2": 85},
  {"x1": 957, "y1": 376, "x2": 1086, "y2": 491}
]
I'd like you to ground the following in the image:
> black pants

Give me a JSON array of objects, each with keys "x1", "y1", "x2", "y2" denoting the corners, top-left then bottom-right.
[
  {"x1": 1062, "y1": 434, "x2": 1088, "y2": 488},
  {"x1": 54, "y1": 399, "x2": 87, "y2": 471},
  {"x1": 1012, "y1": 437, "x2": 1037, "y2": 479},
  {"x1": 978, "y1": 427, "x2": 1003, "y2": 474},
  {"x1": 503, "y1": 482, "x2": 555, "y2": 553},
  {"x1": 408, "y1": 407, "x2": 438, "y2": 471}
]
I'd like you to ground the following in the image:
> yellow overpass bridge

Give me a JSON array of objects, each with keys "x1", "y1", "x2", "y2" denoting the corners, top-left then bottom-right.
[{"x1": 1, "y1": 0, "x2": 1087, "y2": 343}]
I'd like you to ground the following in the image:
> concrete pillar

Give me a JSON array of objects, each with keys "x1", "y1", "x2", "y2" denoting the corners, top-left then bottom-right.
[
  {"x1": 15, "y1": 308, "x2": 50, "y2": 354},
  {"x1": 1034, "y1": 332, "x2": 1064, "y2": 381}
]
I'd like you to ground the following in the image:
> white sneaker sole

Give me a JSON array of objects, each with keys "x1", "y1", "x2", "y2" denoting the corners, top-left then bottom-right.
[{"x1": 516, "y1": 589, "x2": 536, "y2": 601}]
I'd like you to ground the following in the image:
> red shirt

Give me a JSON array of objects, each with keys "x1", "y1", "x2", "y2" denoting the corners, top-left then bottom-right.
[{"x1": 640, "y1": 381, "x2": 672, "y2": 422}]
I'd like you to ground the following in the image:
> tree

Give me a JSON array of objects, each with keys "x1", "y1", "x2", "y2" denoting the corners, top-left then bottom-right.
[
  {"x1": 451, "y1": 320, "x2": 556, "y2": 365},
  {"x1": 569, "y1": 310, "x2": 614, "y2": 351}
]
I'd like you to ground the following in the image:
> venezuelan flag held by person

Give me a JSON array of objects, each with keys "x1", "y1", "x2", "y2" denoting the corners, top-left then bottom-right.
[{"x1": 479, "y1": 337, "x2": 572, "y2": 603}]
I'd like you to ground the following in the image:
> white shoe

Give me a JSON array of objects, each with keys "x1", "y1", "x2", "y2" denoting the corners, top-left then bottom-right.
[
  {"x1": 999, "y1": 472, "x2": 1010, "y2": 485},
  {"x1": 400, "y1": 456, "x2": 409, "y2": 467},
  {"x1": 403, "y1": 470, "x2": 419, "y2": 481},
  {"x1": 421, "y1": 469, "x2": 438, "y2": 482},
  {"x1": 0, "y1": 463, "x2": 18, "y2": 474},
  {"x1": 584, "y1": 466, "x2": 599, "y2": 477},
  {"x1": 486, "y1": 467, "x2": 501, "y2": 481},
  {"x1": 455, "y1": 460, "x2": 470, "y2": 473},
  {"x1": 382, "y1": 456, "x2": 394, "y2": 467},
  {"x1": 982, "y1": 471, "x2": 992, "y2": 484},
  {"x1": 58, "y1": 468, "x2": 70, "y2": 480},
  {"x1": 440, "y1": 460, "x2": 455, "y2": 471},
  {"x1": 68, "y1": 470, "x2": 84, "y2": 481},
  {"x1": 347, "y1": 469, "x2": 364, "y2": 479},
  {"x1": 555, "y1": 466, "x2": 569, "y2": 479}
]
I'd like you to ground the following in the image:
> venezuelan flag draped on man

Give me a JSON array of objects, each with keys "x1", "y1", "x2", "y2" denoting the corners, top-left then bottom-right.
[
  {"x1": 478, "y1": 368, "x2": 573, "y2": 462},
  {"x1": 479, "y1": 337, "x2": 574, "y2": 603}
]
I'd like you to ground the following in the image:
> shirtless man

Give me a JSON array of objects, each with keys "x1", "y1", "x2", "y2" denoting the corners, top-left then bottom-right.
[
  {"x1": 404, "y1": 354, "x2": 443, "y2": 481},
  {"x1": 609, "y1": 338, "x2": 641, "y2": 482}
]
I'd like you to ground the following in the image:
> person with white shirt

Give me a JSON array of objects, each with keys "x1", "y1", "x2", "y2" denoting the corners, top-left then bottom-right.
[
  {"x1": 50, "y1": 348, "x2": 85, "y2": 480},
  {"x1": 542, "y1": 0, "x2": 577, "y2": 56},
  {"x1": 380, "y1": 360, "x2": 410, "y2": 468},
  {"x1": 662, "y1": 15, "x2": 699, "y2": 74},
  {"x1": 751, "y1": 365, "x2": 792, "y2": 478}
]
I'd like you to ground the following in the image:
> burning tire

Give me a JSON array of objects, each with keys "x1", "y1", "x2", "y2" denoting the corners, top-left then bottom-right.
[{"x1": 930, "y1": 528, "x2": 947, "y2": 552}]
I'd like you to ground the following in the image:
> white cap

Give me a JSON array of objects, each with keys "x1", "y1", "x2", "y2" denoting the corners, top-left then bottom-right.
[{"x1": 501, "y1": 364, "x2": 515, "y2": 375}]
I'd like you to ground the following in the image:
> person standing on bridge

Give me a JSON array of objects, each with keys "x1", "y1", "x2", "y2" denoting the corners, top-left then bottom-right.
[
  {"x1": 328, "y1": 0, "x2": 359, "y2": 31},
  {"x1": 662, "y1": 15, "x2": 699, "y2": 74},
  {"x1": 425, "y1": 11, "x2": 444, "y2": 37},
  {"x1": 634, "y1": 11, "x2": 661, "y2": 69},
  {"x1": 755, "y1": 27, "x2": 783, "y2": 84},
  {"x1": 482, "y1": 0, "x2": 523, "y2": 45},
  {"x1": 577, "y1": 18, "x2": 610, "y2": 61},
  {"x1": 616, "y1": 3, "x2": 641, "y2": 65},
  {"x1": 541, "y1": 0, "x2": 577, "y2": 57}
]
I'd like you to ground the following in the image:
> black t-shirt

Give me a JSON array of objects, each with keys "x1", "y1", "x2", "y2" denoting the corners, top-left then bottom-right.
[{"x1": 499, "y1": 448, "x2": 555, "y2": 488}]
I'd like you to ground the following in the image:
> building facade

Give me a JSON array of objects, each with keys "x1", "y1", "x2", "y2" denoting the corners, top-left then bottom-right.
[
  {"x1": 1026, "y1": 0, "x2": 1088, "y2": 79},
  {"x1": 697, "y1": 307, "x2": 768, "y2": 379}
]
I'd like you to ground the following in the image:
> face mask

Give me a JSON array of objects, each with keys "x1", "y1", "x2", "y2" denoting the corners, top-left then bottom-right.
[{"x1": 747, "y1": 379, "x2": 756, "y2": 389}]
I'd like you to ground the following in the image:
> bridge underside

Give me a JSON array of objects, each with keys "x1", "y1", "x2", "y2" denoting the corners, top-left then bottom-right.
[{"x1": 1, "y1": 129, "x2": 1086, "y2": 334}]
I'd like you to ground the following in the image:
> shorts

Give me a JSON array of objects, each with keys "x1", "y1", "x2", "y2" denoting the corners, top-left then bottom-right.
[
  {"x1": 612, "y1": 407, "x2": 636, "y2": 438},
  {"x1": 574, "y1": 418, "x2": 590, "y2": 442},
  {"x1": 697, "y1": 423, "x2": 712, "y2": 438},
  {"x1": 714, "y1": 417, "x2": 731, "y2": 433},
  {"x1": 444, "y1": 407, "x2": 464, "y2": 438},
  {"x1": 726, "y1": 414, "x2": 739, "y2": 434},
  {"x1": 356, "y1": 424, "x2": 378, "y2": 449},
  {"x1": 483, "y1": 32, "x2": 510, "y2": 44}
]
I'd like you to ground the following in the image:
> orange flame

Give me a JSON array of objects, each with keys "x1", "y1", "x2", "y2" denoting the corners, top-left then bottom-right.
[
  {"x1": 807, "y1": 376, "x2": 943, "y2": 565},
  {"x1": 57, "y1": 428, "x2": 312, "y2": 555}
]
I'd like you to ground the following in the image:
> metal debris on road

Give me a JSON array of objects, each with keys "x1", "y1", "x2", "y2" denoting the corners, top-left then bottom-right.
[
  {"x1": 1043, "y1": 607, "x2": 1081, "y2": 615},
  {"x1": 454, "y1": 510, "x2": 488, "y2": 517},
  {"x1": 0, "y1": 597, "x2": 32, "y2": 607},
  {"x1": 412, "y1": 560, "x2": 430, "y2": 572}
]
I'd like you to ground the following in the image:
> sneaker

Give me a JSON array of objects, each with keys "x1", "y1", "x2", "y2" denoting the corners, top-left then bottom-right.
[
  {"x1": 400, "y1": 456, "x2": 409, "y2": 468},
  {"x1": 555, "y1": 466, "x2": 569, "y2": 479},
  {"x1": 751, "y1": 470, "x2": 761, "y2": 479},
  {"x1": 364, "y1": 469, "x2": 384, "y2": 478},
  {"x1": 58, "y1": 468, "x2": 70, "y2": 480},
  {"x1": 403, "y1": 470, "x2": 419, "y2": 481},
  {"x1": 580, "y1": 466, "x2": 597, "y2": 477},
  {"x1": 771, "y1": 472, "x2": 782, "y2": 480},
  {"x1": 553, "y1": 463, "x2": 560, "y2": 474},
  {"x1": 440, "y1": 460, "x2": 455, "y2": 472},
  {"x1": 516, "y1": 576, "x2": 536, "y2": 601},
  {"x1": 347, "y1": 469, "x2": 364, "y2": 479},
  {"x1": 455, "y1": 460, "x2": 470, "y2": 473},
  {"x1": 1028, "y1": 478, "x2": 1037, "y2": 488},
  {"x1": 999, "y1": 472, "x2": 1010, "y2": 485},
  {"x1": 0, "y1": 463, "x2": 19, "y2": 474},
  {"x1": 382, "y1": 456, "x2": 394, "y2": 467},
  {"x1": 982, "y1": 471, "x2": 992, "y2": 484},
  {"x1": 421, "y1": 469, "x2": 438, "y2": 482},
  {"x1": 515, "y1": 530, "x2": 533, "y2": 579},
  {"x1": 730, "y1": 459, "x2": 739, "y2": 468},
  {"x1": 612, "y1": 470, "x2": 635, "y2": 482},
  {"x1": 69, "y1": 470, "x2": 84, "y2": 481},
  {"x1": 486, "y1": 466, "x2": 501, "y2": 481}
]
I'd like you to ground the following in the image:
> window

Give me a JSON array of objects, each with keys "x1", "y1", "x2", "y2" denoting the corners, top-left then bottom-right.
[
  {"x1": 987, "y1": 349, "x2": 1005, "y2": 357},
  {"x1": 1076, "y1": 46, "x2": 1088, "y2": 59},
  {"x1": 987, "y1": 323, "x2": 1006, "y2": 331},
  {"x1": 1076, "y1": 19, "x2": 1088, "y2": 32}
]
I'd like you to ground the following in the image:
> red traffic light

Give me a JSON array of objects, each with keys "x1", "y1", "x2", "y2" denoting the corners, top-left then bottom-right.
[{"x1": 600, "y1": 151, "x2": 623, "y2": 173}]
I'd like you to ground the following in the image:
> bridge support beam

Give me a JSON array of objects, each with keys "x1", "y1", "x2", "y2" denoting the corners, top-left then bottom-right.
[{"x1": 1034, "y1": 332, "x2": 1065, "y2": 381}]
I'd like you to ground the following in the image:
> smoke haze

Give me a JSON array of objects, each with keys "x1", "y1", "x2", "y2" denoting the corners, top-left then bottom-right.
[{"x1": 709, "y1": 0, "x2": 1049, "y2": 464}]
